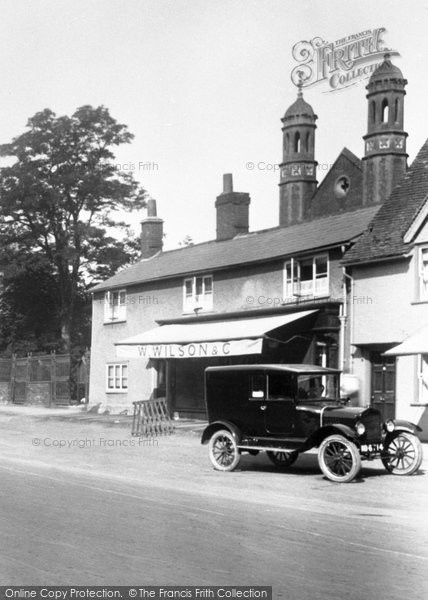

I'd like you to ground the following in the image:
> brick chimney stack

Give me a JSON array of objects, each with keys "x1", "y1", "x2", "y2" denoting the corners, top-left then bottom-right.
[
  {"x1": 140, "y1": 199, "x2": 163, "y2": 258},
  {"x1": 215, "y1": 174, "x2": 250, "y2": 241}
]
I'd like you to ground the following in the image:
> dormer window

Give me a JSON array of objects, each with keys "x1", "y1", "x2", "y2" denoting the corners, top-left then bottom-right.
[
  {"x1": 284, "y1": 255, "x2": 329, "y2": 299},
  {"x1": 104, "y1": 289, "x2": 127, "y2": 323},
  {"x1": 183, "y1": 275, "x2": 213, "y2": 313}
]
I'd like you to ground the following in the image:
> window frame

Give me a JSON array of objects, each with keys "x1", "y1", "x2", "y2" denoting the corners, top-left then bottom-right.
[
  {"x1": 418, "y1": 247, "x2": 428, "y2": 302},
  {"x1": 283, "y1": 254, "x2": 329, "y2": 299},
  {"x1": 104, "y1": 289, "x2": 127, "y2": 323},
  {"x1": 183, "y1": 274, "x2": 213, "y2": 313},
  {"x1": 417, "y1": 354, "x2": 428, "y2": 405},
  {"x1": 106, "y1": 363, "x2": 128, "y2": 393}
]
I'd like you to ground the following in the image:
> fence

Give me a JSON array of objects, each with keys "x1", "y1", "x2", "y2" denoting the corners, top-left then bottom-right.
[
  {"x1": 131, "y1": 398, "x2": 175, "y2": 437},
  {"x1": 0, "y1": 352, "x2": 90, "y2": 407}
]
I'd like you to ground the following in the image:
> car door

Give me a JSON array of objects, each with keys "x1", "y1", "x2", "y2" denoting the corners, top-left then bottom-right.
[{"x1": 263, "y1": 372, "x2": 296, "y2": 435}]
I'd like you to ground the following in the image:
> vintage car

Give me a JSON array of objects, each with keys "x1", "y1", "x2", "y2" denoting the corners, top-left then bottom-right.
[{"x1": 201, "y1": 364, "x2": 423, "y2": 483}]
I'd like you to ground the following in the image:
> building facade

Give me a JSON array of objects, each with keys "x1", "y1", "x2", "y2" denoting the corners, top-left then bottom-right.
[
  {"x1": 89, "y1": 55, "x2": 416, "y2": 421},
  {"x1": 342, "y1": 57, "x2": 428, "y2": 440}
]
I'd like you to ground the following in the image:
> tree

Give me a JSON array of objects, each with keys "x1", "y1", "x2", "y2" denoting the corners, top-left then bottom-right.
[{"x1": 0, "y1": 105, "x2": 147, "y2": 356}]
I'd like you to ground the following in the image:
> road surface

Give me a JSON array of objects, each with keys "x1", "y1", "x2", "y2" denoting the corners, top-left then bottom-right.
[{"x1": 0, "y1": 412, "x2": 427, "y2": 599}]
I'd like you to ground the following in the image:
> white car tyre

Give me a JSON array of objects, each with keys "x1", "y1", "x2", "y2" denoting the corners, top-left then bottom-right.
[
  {"x1": 318, "y1": 434, "x2": 362, "y2": 483},
  {"x1": 208, "y1": 429, "x2": 240, "y2": 471}
]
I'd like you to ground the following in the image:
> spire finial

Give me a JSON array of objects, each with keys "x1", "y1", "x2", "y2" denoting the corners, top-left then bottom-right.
[{"x1": 296, "y1": 70, "x2": 304, "y2": 98}]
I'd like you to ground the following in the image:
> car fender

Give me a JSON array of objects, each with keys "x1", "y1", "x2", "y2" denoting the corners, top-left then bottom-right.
[
  {"x1": 300, "y1": 424, "x2": 358, "y2": 452},
  {"x1": 390, "y1": 420, "x2": 422, "y2": 435},
  {"x1": 201, "y1": 420, "x2": 242, "y2": 445}
]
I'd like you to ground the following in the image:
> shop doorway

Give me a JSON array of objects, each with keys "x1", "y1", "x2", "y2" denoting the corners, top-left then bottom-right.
[{"x1": 370, "y1": 351, "x2": 396, "y2": 421}]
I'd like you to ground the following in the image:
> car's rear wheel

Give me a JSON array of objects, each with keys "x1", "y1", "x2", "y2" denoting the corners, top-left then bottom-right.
[
  {"x1": 318, "y1": 434, "x2": 361, "y2": 483},
  {"x1": 267, "y1": 450, "x2": 298, "y2": 468},
  {"x1": 381, "y1": 432, "x2": 423, "y2": 475},
  {"x1": 208, "y1": 429, "x2": 240, "y2": 471}
]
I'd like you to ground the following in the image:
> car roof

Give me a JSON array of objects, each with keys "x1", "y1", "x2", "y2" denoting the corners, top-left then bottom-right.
[{"x1": 205, "y1": 364, "x2": 340, "y2": 375}]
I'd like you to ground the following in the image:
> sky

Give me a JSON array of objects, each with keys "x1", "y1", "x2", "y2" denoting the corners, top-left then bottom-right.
[{"x1": 1, "y1": 0, "x2": 428, "y2": 248}]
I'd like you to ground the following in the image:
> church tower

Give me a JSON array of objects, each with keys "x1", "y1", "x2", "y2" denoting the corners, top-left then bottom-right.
[
  {"x1": 362, "y1": 54, "x2": 408, "y2": 205},
  {"x1": 279, "y1": 81, "x2": 317, "y2": 227}
]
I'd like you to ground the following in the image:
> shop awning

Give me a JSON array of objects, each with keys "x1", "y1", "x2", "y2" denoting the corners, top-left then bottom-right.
[
  {"x1": 384, "y1": 324, "x2": 428, "y2": 356},
  {"x1": 115, "y1": 310, "x2": 316, "y2": 359}
]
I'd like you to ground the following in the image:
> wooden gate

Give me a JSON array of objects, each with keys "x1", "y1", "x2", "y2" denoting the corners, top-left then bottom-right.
[
  {"x1": 132, "y1": 399, "x2": 175, "y2": 437},
  {"x1": 5, "y1": 352, "x2": 90, "y2": 406}
]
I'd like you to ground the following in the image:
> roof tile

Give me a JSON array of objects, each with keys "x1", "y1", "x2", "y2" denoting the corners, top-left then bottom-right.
[{"x1": 343, "y1": 138, "x2": 428, "y2": 264}]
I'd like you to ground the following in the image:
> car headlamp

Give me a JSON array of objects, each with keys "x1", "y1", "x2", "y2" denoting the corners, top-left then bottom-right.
[
  {"x1": 355, "y1": 422, "x2": 366, "y2": 436},
  {"x1": 385, "y1": 419, "x2": 395, "y2": 433}
]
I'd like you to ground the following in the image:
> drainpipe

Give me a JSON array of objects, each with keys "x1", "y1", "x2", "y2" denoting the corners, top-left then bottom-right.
[{"x1": 341, "y1": 260, "x2": 354, "y2": 373}]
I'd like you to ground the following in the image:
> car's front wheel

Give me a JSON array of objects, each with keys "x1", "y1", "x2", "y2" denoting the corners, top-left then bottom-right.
[
  {"x1": 318, "y1": 434, "x2": 362, "y2": 483},
  {"x1": 208, "y1": 429, "x2": 240, "y2": 471},
  {"x1": 381, "y1": 432, "x2": 423, "y2": 475},
  {"x1": 267, "y1": 450, "x2": 298, "y2": 468}
]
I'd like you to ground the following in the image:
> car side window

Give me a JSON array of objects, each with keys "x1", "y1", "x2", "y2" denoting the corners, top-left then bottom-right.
[
  {"x1": 268, "y1": 373, "x2": 295, "y2": 400},
  {"x1": 249, "y1": 374, "x2": 266, "y2": 400}
]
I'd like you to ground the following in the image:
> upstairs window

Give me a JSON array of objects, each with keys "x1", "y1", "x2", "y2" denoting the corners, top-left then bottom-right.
[
  {"x1": 104, "y1": 289, "x2": 126, "y2": 323},
  {"x1": 419, "y1": 248, "x2": 428, "y2": 301},
  {"x1": 183, "y1": 275, "x2": 213, "y2": 313},
  {"x1": 284, "y1": 255, "x2": 329, "y2": 299}
]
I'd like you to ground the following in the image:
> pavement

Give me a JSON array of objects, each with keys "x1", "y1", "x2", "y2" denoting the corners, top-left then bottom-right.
[
  {"x1": 0, "y1": 402, "x2": 427, "y2": 464},
  {"x1": 0, "y1": 402, "x2": 207, "y2": 434}
]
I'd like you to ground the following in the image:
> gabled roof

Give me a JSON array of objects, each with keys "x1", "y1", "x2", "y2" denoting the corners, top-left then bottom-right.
[
  {"x1": 92, "y1": 205, "x2": 379, "y2": 292},
  {"x1": 311, "y1": 147, "x2": 363, "y2": 219},
  {"x1": 343, "y1": 138, "x2": 428, "y2": 265}
]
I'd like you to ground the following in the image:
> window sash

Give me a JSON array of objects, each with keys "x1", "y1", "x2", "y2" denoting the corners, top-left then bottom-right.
[
  {"x1": 420, "y1": 248, "x2": 428, "y2": 300},
  {"x1": 284, "y1": 255, "x2": 328, "y2": 298},
  {"x1": 104, "y1": 290, "x2": 127, "y2": 322},
  {"x1": 183, "y1": 275, "x2": 213, "y2": 311},
  {"x1": 107, "y1": 364, "x2": 128, "y2": 391}
]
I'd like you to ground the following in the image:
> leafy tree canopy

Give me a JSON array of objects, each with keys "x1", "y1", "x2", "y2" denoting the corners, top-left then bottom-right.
[{"x1": 0, "y1": 105, "x2": 147, "y2": 354}]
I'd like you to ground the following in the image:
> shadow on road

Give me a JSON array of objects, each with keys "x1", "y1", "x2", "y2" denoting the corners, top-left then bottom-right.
[{"x1": 230, "y1": 451, "x2": 426, "y2": 482}]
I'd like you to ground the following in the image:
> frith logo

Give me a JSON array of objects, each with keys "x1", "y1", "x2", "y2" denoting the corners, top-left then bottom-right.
[{"x1": 290, "y1": 28, "x2": 399, "y2": 92}]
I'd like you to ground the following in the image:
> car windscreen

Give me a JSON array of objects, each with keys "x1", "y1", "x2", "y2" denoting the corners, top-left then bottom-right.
[{"x1": 297, "y1": 373, "x2": 338, "y2": 401}]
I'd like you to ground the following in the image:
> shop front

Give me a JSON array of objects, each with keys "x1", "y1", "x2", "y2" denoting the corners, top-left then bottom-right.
[{"x1": 115, "y1": 307, "x2": 340, "y2": 418}]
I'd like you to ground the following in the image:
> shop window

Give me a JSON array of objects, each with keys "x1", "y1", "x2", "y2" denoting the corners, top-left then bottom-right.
[
  {"x1": 418, "y1": 355, "x2": 428, "y2": 404},
  {"x1": 104, "y1": 289, "x2": 126, "y2": 323},
  {"x1": 419, "y1": 247, "x2": 428, "y2": 301},
  {"x1": 284, "y1": 254, "x2": 329, "y2": 299},
  {"x1": 106, "y1": 364, "x2": 128, "y2": 392},
  {"x1": 183, "y1": 275, "x2": 213, "y2": 313}
]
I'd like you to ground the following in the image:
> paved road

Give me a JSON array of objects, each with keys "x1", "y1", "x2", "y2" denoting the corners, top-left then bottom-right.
[{"x1": 0, "y1": 413, "x2": 427, "y2": 599}]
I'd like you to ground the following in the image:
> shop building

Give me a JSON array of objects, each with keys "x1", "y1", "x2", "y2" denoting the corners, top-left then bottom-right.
[{"x1": 88, "y1": 63, "x2": 402, "y2": 417}]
